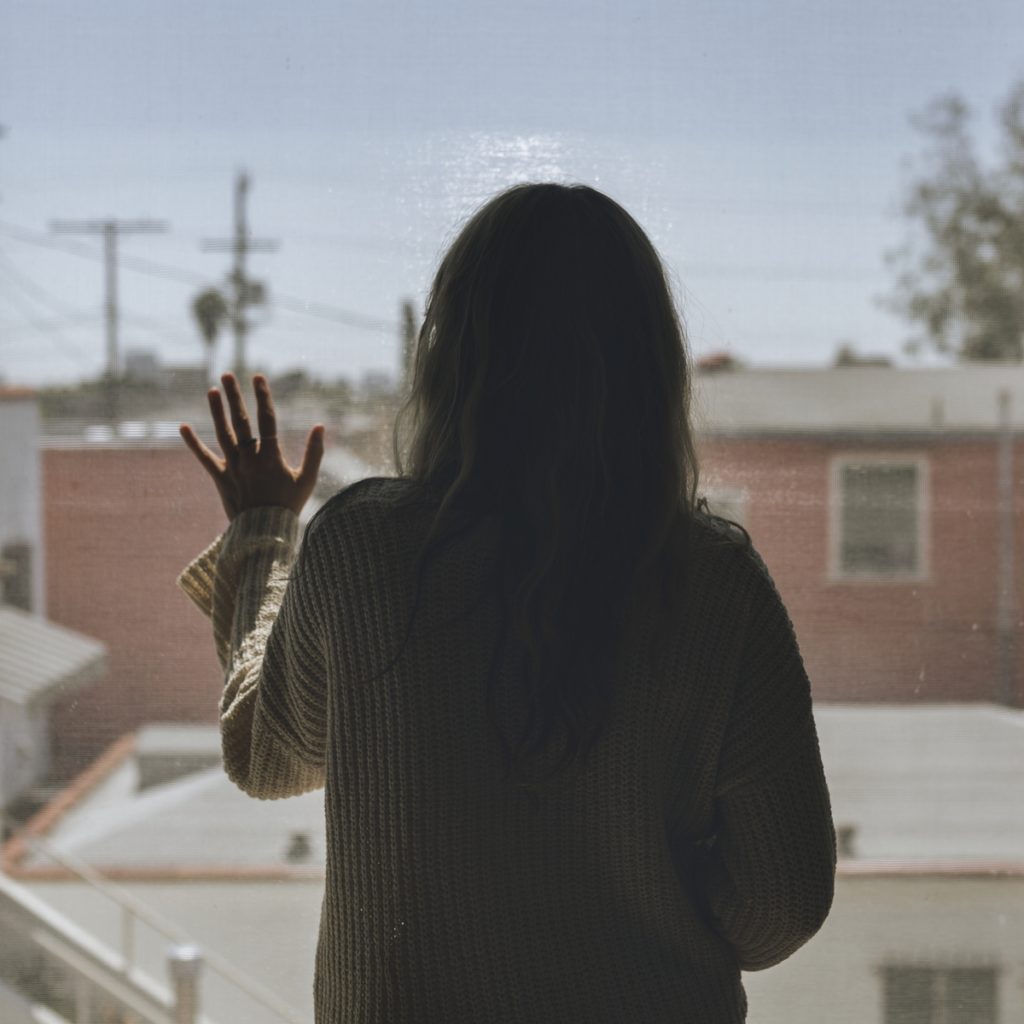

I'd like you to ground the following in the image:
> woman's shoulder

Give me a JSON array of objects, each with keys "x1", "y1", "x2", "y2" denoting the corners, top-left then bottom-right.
[
  {"x1": 686, "y1": 510, "x2": 782, "y2": 611},
  {"x1": 315, "y1": 475, "x2": 437, "y2": 517},
  {"x1": 303, "y1": 477, "x2": 437, "y2": 543}
]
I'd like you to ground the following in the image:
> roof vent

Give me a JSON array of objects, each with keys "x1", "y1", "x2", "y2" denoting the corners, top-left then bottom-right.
[
  {"x1": 837, "y1": 824, "x2": 857, "y2": 859},
  {"x1": 285, "y1": 831, "x2": 312, "y2": 864}
]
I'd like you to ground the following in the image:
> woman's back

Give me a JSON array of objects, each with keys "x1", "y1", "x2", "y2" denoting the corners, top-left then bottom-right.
[
  {"x1": 242, "y1": 477, "x2": 832, "y2": 1024},
  {"x1": 180, "y1": 182, "x2": 835, "y2": 1023}
]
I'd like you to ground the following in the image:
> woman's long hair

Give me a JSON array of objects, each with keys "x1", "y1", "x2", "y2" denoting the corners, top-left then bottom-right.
[{"x1": 396, "y1": 183, "x2": 700, "y2": 782}]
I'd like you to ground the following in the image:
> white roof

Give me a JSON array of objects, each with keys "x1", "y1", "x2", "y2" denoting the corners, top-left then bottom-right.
[
  {"x1": 135, "y1": 722, "x2": 222, "y2": 759},
  {"x1": 694, "y1": 365, "x2": 1024, "y2": 434},
  {"x1": 20, "y1": 757, "x2": 324, "y2": 873},
  {"x1": 0, "y1": 606, "x2": 106, "y2": 708},
  {"x1": 816, "y1": 704, "x2": 1024, "y2": 863},
  {"x1": 14, "y1": 704, "x2": 1024, "y2": 873}
]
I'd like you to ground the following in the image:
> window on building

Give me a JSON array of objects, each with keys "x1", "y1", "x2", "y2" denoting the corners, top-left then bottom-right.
[
  {"x1": 882, "y1": 965, "x2": 998, "y2": 1024},
  {"x1": 831, "y1": 457, "x2": 927, "y2": 581},
  {"x1": 0, "y1": 542, "x2": 33, "y2": 612}
]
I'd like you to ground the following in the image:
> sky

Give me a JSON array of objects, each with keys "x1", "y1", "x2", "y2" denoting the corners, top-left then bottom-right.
[{"x1": 2, "y1": 0, "x2": 1023, "y2": 386}]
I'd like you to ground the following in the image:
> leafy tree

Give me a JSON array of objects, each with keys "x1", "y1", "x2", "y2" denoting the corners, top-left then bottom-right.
[{"x1": 886, "y1": 81, "x2": 1024, "y2": 361}]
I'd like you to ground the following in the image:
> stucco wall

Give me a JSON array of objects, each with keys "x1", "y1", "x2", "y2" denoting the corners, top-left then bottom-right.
[{"x1": 0, "y1": 394, "x2": 45, "y2": 616}]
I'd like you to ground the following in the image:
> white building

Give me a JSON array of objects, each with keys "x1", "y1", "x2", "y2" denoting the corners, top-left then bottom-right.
[
  {"x1": 0, "y1": 390, "x2": 107, "y2": 813},
  {"x1": 0, "y1": 390, "x2": 46, "y2": 615},
  {"x1": 3, "y1": 706, "x2": 1022, "y2": 1024}
]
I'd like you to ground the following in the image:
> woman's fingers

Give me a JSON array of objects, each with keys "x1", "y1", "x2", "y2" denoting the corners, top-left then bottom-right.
[
  {"x1": 296, "y1": 425, "x2": 326, "y2": 495},
  {"x1": 208, "y1": 388, "x2": 238, "y2": 458},
  {"x1": 253, "y1": 375, "x2": 280, "y2": 454},
  {"x1": 186, "y1": 375, "x2": 323, "y2": 519},
  {"x1": 180, "y1": 423, "x2": 224, "y2": 480},
  {"x1": 221, "y1": 373, "x2": 255, "y2": 446}
]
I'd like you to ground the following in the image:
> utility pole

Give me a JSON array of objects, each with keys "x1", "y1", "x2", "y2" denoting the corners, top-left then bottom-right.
[
  {"x1": 201, "y1": 171, "x2": 278, "y2": 379},
  {"x1": 996, "y1": 389, "x2": 1017, "y2": 706},
  {"x1": 400, "y1": 299, "x2": 417, "y2": 393},
  {"x1": 51, "y1": 218, "x2": 167, "y2": 419}
]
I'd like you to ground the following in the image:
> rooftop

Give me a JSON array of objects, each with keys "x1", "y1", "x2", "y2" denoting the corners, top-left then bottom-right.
[
  {"x1": 694, "y1": 364, "x2": 1024, "y2": 434},
  {"x1": 0, "y1": 606, "x2": 106, "y2": 708},
  {"x1": 6, "y1": 704, "x2": 1024, "y2": 879},
  {"x1": 7, "y1": 727, "x2": 323, "y2": 878},
  {"x1": 816, "y1": 703, "x2": 1024, "y2": 865}
]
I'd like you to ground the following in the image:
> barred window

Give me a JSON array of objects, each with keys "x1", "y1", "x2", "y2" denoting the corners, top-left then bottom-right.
[
  {"x1": 832, "y1": 458, "x2": 927, "y2": 580},
  {"x1": 883, "y1": 965, "x2": 998, "y2": 1024}
]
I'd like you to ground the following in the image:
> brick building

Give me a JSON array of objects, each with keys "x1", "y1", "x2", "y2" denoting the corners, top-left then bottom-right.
[
  {"x1": 41, "y1": 423, "x2": 375, "y2": 776},
  {"x1": 42, "y1": 440, "x2": 226, "y2": 775},
  {"x1": 696, "y1": 365, "x2": 1024, "y2": 706},
  {"x1": 39, "y1": 365, "x2": 1024, "y2": 773}
]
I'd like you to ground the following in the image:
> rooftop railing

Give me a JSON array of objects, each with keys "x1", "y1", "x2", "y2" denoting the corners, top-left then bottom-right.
[{"x1": 2, "y1": 822, "x2": 306, "y2": 1024}]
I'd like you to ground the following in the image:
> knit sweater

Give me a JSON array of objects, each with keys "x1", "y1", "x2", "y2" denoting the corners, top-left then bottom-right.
[{"x1": 178, "y1": 477, "x2": 835, "y2": 1024}]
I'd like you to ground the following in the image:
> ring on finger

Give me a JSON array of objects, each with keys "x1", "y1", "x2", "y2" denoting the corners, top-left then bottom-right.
[{"x1": 239, "y1": 436, "x2": 258, "y2": 449}]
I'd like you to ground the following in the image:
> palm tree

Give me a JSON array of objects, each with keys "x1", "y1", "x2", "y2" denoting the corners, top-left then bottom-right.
[{"x1": 192, "y1": 287, "x2": 228, "y2": 384}]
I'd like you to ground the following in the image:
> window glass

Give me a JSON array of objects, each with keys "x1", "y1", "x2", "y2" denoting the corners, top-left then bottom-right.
[
  {"x1": 2, "y1": 2, "x2": 1023, "y2": 1023},
  {"x1": 838, "y1": 461, "x2": 922, "y2": 578},
  {"x1": 883, "y1": 966, "x2": 998, "y2": 1024}
]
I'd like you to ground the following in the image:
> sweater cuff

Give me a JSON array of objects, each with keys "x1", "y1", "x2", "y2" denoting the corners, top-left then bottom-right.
[
  {"x1": 177, "y1": 535, "x2": 225, "y2": 619},
  {"x1": 177, "y1": 507, "x2": 300, "y2": 618},
  {"x1": 219, "y1": 505, "x2": 300, "y2": 567}
]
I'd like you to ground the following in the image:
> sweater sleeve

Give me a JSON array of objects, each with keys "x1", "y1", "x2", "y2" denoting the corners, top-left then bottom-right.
[
  {"x1": 698, "y1": 559, "x2": 836, "y2": 971},
  {"x1": 177, "y1": 505, "x2": 328, "y2": 799}
]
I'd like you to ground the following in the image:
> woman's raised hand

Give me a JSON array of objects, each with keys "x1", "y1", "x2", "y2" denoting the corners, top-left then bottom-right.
[{"x1": 180, "y1": 373, "x2": 325, "y2": 521}]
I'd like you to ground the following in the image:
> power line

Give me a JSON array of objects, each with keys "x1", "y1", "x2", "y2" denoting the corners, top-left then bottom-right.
[
  {"x1": 0, "y1": 315, "x2": 100, "y2": 335},
  {"x1": 0, "y1": 251, "x2": 209, "y2": 358},
  {"x1": 0, "y1": 220, "x2": 399, "y2": 333},
  {"x1": 677, "y1": 261, "x2": 885, "y2": 284},
  {"x1": 120, "y1": 309, "x2": 201, "y2": 353},
  {"x1": 0, "y1": 249, "x2": 96, "y2": 321},
  {"x1": 0, "y1": 262, "x2": 93, "y2": 364},
  {"x1": 50, "y1": 219, "x2": 169, "y2": 391}
]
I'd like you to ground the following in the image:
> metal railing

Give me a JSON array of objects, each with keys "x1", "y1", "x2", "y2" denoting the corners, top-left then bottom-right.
[{"x1": 2, "y1": 824, "x2": 307, "y2": 1024}]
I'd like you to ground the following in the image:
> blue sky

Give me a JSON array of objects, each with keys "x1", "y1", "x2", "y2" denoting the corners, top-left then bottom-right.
[{"x1": 2, "y1": 0, "x2": 1023, "y2": 385}]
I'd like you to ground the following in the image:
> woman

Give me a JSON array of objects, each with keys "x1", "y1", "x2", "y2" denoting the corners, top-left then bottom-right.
[{"x1": 179, "y1": 183, "x2": 835, "y2": 1023}]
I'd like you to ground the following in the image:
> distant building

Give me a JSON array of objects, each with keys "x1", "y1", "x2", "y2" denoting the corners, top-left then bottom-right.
[
  {"x1": 3, "y1": 724, "x2": 322, "y2": 1024},
  {"x1": 40, "y1": 437, "x2": 230, "y2": 777},
  {"x1": 122, "y1": 349, "x2": 162, "y2": 385},
  {"x1": 0, "y1": 607, "x2": 105, "y2": 813},
  {"x1": 696, "y1": 365, "x2": 1024, "y2": 706},
  {"x1": 122, "y1": 347, "x2": 208, "y2": 393},
  {"x1": 0, "y1": 391, "x2": 107, "y2": 815},
  {"x1": 0, "y1": 390, "x2": 46, "y2": 614},
  {"x1": 40, "y1": 424, "x2": 383, "y2": 776}
]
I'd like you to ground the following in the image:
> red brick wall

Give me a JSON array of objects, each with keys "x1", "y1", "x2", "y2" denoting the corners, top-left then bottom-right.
[
  {"x1": 44, "y1": 446, "x2": 229, "y2": 776},
  {"x1": 699, "y1": 436, "x2": 1024, "y2": 706},
  {"x1": 42, "y1": 434, "x2": 1023, "y2": 776}
]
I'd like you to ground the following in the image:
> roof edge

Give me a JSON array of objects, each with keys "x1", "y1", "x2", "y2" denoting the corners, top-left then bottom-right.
[
  {"x1": 837, "y1": 858, "x2": 1024, "y2": 878},
  {"x1": 3, "y1": 863, "x2": 326, "y2": 883},
  {"x1": 2, "y1": 733, "x2": 137, "y2": 873}
]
